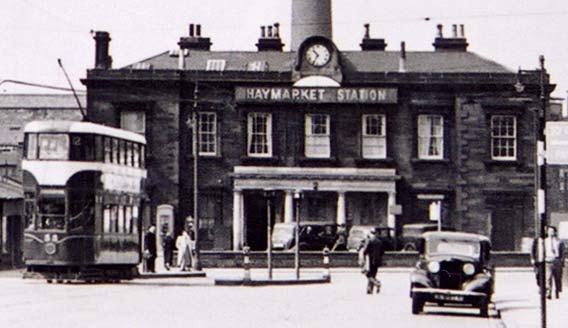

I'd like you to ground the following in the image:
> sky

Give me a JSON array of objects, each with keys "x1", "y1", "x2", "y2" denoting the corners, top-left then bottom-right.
[{"x1": 2, "y1": 0, "x2": 568, "y2": 102}]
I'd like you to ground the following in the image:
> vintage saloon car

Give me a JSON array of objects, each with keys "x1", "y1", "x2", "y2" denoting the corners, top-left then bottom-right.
[{"x1": 409, "y1": 231, "x2": 494, "y2": 317}]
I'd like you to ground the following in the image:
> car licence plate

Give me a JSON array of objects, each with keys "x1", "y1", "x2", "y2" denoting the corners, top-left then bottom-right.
[{"x1": 433, "y1": 294, "x2": 464, "y2": 302}]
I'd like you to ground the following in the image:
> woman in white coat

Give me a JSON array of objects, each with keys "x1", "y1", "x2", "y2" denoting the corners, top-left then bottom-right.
[{"x1": 176, "y1": 229, "x2": 192, "y2": 271}]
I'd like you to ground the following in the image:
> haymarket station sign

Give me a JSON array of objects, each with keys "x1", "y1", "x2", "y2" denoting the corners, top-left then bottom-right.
[{"x1": 235, "y1": 87, "x2": 398, "y2": 104}]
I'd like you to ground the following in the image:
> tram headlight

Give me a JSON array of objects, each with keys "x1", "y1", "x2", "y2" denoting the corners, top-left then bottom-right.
[
  {"x1": 427, "y1": 261, "x2": 440, "y2": 273},
  {"x1": 51, "y1": 234, "x2": 58, "y2": 242},
  {"x1": 44, "y1": 242, "x2": 57, "y2": 255}
]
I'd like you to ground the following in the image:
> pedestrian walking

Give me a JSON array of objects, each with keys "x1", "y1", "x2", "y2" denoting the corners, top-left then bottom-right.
[
  {"x1": 176, "y1": 229, "x2": 193, "y2": 271},
  {"x1": 143, "y1": 225, "x2": 157, "y2": 273},
  {"x1": 359, "y1": 228, "x2": 385, "y2": 294},
  {"x1": 545, "y1": 226, "x2": 564, "y2": 299},
  {"x1": 162, "y1": 233, "x2": 174, "y2": 271},
  {"x1": 331, "y1": 224, "x2": 347, "y2": 251}
]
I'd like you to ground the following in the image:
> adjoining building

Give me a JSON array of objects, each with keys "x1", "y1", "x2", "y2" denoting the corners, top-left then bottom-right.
[
  {"x1": 83, "y1": 0, "x2": 554, "y2": 251},
  {"x1": 0, "y1": 93, "x2": 83, "y2": 268}
]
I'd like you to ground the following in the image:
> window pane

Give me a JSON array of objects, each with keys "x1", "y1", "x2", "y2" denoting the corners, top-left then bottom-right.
[
  {"x1": 247, "y1": 113, "x2": 272, "y2": 156},
  {"x1": 198, "y1": 112, "x2": 217, "y2": 155},
  {"x1": 305, "y1": 114, "x2": 330, "y2": 158},
  {"x1": 418, "y1": 115, "x2": 443, "y2": 159},
  {"x1": 491, "y1": 115, "x2": 516, "y2": 160},
  {"x1": 121, "y1": 111, "x2": 146, "y2": 134},
  {"x1": 112, "y1": 139, "x2": 119, "y2": 164},
  {"x1": 362, "y1": 114, "x2": 386, "y2": 158},
  {"x1": 104, "y1": 137, "x2": 111, "y2": 163}
]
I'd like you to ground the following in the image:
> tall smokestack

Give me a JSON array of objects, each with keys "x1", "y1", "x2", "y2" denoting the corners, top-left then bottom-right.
[{"x1": 291, "y1": 0, "x2": 332, "y2": 51}]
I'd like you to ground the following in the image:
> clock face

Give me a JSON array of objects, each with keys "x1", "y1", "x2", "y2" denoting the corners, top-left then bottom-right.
[{"x1": 306, "y1": 44, "x2": 331, "y2": 67}]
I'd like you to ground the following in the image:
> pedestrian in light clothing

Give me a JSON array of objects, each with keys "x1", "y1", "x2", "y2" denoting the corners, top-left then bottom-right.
[
  {"x1": 545, "y1": 226, "x2": 564, "y2": 299},
  {"x1": 144, "y1": 225, "x2": 157, "y2": 273},
  {"x1": 176, "y1": 229, "x2": 193, "y2": 271},
  {"x1": 360, "y1": 228, "x2": 385, "y2": 294}
]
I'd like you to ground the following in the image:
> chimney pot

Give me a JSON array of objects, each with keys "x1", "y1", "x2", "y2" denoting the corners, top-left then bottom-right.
[
  {"x1": 437, "y1": 24, "x2": 443, "y2": 38},
  {"x1": 460, "y1": 24, "x2": 465, "y2": 37},
  {"x1": 268, "y1": 26, "x2": 273, "y2": 38},
  {"x1": 452, "y1": 24, "x2": 458, "y2": 38},
  {"x1": 179, "y1": 23, "x2": 212, "y2": 51},
  {"x1": 196, "y1": 24, "x2": 201, "y2": 37},
  {"x1": 189, "y1": 24, "x2": 195, "y2": 37},
  {"x1": 93, "y1": 31, "x2": 112, "y2": 69},
  {"x1": 399, "y1": 41, "x2": 407, "y2": 73},
  {"x1": 364, "y1": 23, "x2": 370, "y2": 39},
  {"x1": 274, "y1": 23, "x2": 280, "y2": 37},
  {"x1": 261, "y1": 26, "x2": 266, "y2": 38}
]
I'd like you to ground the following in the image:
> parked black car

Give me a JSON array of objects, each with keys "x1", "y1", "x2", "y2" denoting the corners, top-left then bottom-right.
[
  {"x1": 347, "y1": 225, "x2": 395, "y2": 251},
  {"x1": 271, "y1": 221, "x2": 337, "y2": 251},
  {"x1": 400, "y1": 223, "x2": 453, "y2": 251},
  {"x1": 409, "y1": 231, "x2": 494, "y2": 317}
]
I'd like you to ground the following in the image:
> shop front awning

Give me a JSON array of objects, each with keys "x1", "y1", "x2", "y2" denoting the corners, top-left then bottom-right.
[{"x1": 232, "y1": 166, "x2": 399, "y2": 193}]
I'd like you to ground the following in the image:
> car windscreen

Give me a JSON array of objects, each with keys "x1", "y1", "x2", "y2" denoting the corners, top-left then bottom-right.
[{"x1": 427, "y1": 238, "x2": 480, "y2": 258}]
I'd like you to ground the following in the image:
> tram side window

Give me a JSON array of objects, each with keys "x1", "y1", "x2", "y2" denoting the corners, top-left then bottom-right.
[
  {"x1": 133, "y1": 144, "x2": 140, "y2": 168},
  {"x1": 118, "y1": 205, "x2": 125, "y2": 233},
  {"x1": 126, "y1": 142, "x2": 132, "y2": 166},
  {"x1": 26, "y1": 134, "x2": 38, "y2": 159},
  {"x1": 132, "y1": 206, "x2": 139, "y2": 234},
  {"x1": 112, "y1": 139, "x2": 119, "y2": 164},
  {"x1": 104, "y1": 206, "x2": 111, "y2": 233},
  {"x1": 110, "y1": 205, "x2": 118, "y2": 233},
  {"x1": 125, "y1": 206, "x2": 133, "y2": 233},
  {"x1": 140, "y1": 146, "x2": 145, "y2": 168},
  {"x1": 120, "y1": 141, "x2": 127, "y2": 165},
  {"x1": 95, "y1": 136, "x2": 104, "y2": 162},
  {"x1": 104, "y1": 137, "x2": 112, "y2": 163}
]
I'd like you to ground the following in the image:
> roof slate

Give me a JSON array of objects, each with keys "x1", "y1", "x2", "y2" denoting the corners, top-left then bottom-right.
[
  {"x1": 0, "y1": 94, "x2": 86, "y2": 109},
  {"x1": 122, "y1": 50, "x2": 512, "y2": 74}
]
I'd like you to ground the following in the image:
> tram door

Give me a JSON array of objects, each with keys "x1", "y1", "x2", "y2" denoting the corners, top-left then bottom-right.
[{"x1": 244, "y1": 192, "x2": 267, "y2": 251}]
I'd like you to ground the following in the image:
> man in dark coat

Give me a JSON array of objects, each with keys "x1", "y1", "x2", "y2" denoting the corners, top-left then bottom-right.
[
  {"x1": 144, "y1": 225, "x2": 157, "y2": 272},
  {"x1": 361, "y1": 228, "x2": 385, "y2": 294}
]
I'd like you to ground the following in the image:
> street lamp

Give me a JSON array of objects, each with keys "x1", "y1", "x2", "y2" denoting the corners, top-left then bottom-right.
[
  {"x1": 294, "y1": 191, "x2": 302, "y2": 280},
  {"x1": 265, "y1": 190, "x2": 276, "y2": 280},
  {"x1": 187, "y1": 82, "x2": 202, "y2": 271}
]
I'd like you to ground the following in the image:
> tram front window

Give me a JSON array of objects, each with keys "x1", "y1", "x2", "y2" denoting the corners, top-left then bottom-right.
[
  {"x1": 38, "y1": 134, "x2": 69, "y2": 160},
  {"x1": 38, "y1": 196, "x2": 65, "y2": 230}
]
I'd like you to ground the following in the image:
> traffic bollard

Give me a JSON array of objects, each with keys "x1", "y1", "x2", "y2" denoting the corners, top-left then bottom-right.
[
  {"x1": 243, "y1": 246, "x2": 251, "y2": 282},
  {"x1": 323, "y1": 246, "x2": 331, "y2": 279}
]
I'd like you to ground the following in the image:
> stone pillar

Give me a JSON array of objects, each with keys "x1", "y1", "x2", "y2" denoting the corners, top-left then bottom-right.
[
  {"x1": 232, "y1": 190, "x2": 244, "y2": 250},
  {"x1": 284, "y1": 190, "x2": 294, "y2": 223},
  {"x1": 336, "y1": 192, "x2": 346, "y2": 226}
]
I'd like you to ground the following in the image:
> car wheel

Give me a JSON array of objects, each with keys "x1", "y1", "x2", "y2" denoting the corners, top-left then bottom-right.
[
  {"x1": 412, "y1": 295, "x2": 424, "y2": 314},
  {"x1": 479, "y1": 300, "x2": 489, "y2": 317}
]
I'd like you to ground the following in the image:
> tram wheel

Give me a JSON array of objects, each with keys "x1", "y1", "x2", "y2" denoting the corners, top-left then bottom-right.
[{"x1": 46, "y1": 279, "x2": 53, "y2": 284}]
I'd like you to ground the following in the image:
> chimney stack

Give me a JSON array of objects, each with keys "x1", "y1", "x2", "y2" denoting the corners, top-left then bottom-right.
[
  {"x1": 399, "y1": 41, "x2": 406, "y2": 72},
  {"x1": 178, "y1": 23, "x2": 212, "y2": 51},
  {"x1": 433, "y1": 23, "x2": 468, "y2": 52},
  {"x1": 360, "y1": 23, "x2": 387, "y2": 51},
  {"x1": 291, "y1": 0, "x2": 332, "y2": 51},
  {"x1": 93, "y1": 31, "x2": 112, "y2": 69},
  {"x1": 256, "y1": 23, "x2": 284, "y2": 51}
]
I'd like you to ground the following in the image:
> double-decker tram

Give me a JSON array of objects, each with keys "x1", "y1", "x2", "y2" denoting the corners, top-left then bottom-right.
[{"x1": 22, "y1": 121, "x2": 147, "y2": 282}]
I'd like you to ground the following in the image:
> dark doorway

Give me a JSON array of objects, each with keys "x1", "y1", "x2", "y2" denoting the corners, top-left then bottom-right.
[
  {"x1": 491, "y1": 209, "x2": 516, "y2": 251},
  {"x1": 244, "y1": 191, "x2": 268, "y2": 251}
]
